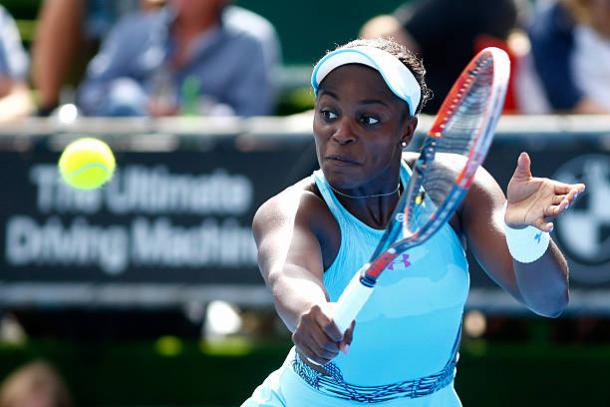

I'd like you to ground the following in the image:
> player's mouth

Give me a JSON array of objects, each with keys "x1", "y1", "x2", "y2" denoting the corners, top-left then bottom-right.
[{"x1": 326, "y1": 155, "x2": 362, "y2": 166}]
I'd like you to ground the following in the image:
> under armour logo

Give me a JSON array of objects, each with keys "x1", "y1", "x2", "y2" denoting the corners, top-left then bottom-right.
[{"x1": 387, "y1": 254, "x2": 411, "y2": 270}]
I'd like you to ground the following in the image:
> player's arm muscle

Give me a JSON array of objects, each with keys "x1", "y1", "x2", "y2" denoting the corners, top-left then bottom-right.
[
  {"x1": 462, "y1": 167, "x2": 569, "y2": 316},
  {"x1": 253, "y1": 188, "x2": 328, "y2": 332},
  {"x1": 461, "y1": 166, "x2": 524, "y2": 301}
]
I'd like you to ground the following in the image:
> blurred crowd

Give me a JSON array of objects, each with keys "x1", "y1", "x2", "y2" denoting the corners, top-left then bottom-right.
[
  {"x1": 1, "y1": 0, "x2": 281, "y2": 122},
  {"x1": 0, "y1": 0, "x2": 609, "y2": 123}
]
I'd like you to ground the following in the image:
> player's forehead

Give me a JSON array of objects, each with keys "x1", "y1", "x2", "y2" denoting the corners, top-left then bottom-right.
[
  {"x1": 311, "y1": 45, "x2": 420, "y2": 116},
  {"x1": 317, "y1": 64, "x2": 403, "y2": 105}
]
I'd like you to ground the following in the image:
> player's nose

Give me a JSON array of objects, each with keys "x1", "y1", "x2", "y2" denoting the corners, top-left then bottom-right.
[{"x1": 331, "y1": 118, "x2": 357, "y2": 145}]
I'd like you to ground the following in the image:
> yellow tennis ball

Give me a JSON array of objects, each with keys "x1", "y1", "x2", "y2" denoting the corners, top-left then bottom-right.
[{"x1": 58, "y1": 137, "x2": 116, "y2": 190}]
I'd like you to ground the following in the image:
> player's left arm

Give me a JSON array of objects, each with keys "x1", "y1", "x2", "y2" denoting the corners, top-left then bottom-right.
[{"x1": 461, "y1": 152, "x2": 585, "y2": 317}]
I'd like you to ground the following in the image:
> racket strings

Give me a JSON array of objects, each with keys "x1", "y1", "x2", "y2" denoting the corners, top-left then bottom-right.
[
  {"x1": 420, "y1": 172, "x2": 455, "y2": 208},
  {"x1": 407, "y1": 59, "x2": 497, "y2": 231},
  {"x1": 437, "y1": 76, "x2": 493, "y2": 154}
]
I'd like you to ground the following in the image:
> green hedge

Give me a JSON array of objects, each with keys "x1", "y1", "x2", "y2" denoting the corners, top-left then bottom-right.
[{"x1": 1, "y1": 338, "x2": 610, "y2": 406}]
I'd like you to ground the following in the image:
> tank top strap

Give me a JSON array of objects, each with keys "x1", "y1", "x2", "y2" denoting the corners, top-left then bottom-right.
[{"x1": 311, "y1": 169, "x2": 350, "y2": 227}]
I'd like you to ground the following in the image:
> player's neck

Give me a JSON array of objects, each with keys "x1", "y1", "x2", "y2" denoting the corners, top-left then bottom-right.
[
  {"x1": 329, "y1": 183, "x2": 400, "y2": 199},
  {"x1": 336, "y1": 186, "x2": 403, "y2": 230}
]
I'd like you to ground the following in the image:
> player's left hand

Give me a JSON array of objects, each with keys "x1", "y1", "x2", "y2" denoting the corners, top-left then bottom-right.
[{"x1": 505, "y1": 152, "x2": 585, "y2": 232}]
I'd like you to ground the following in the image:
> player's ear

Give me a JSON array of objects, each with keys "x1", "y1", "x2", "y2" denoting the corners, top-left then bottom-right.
[{"x1": 400, "y1": 115, "x2": 418, "y2": 147}]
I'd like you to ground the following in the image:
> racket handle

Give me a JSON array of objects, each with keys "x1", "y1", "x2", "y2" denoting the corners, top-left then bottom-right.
[{"x1": 333, "y1": 265, "x2": 375, "y2": 334}]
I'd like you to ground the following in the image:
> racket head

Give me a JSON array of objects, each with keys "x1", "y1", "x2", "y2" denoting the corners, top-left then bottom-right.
[
  {"x1": 402, "y1": 47, "x2": 510, "y2": 242},
  {"x1": 362, "y1": 47, "x2": 509, "y2": 283}
]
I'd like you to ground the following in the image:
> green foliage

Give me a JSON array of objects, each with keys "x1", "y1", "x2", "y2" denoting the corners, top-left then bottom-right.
[
  {"x1": 2, "y1": 338, "x2": 610, "y2": 406},
  {"x1": 1, "y1": 0, "x2": 40, "y2": 20},
  {"x1": 15, "y1": 19, "x2": 37, "y2": 43},
  {"x1": 236, "y1": 0, "x2": 407, "y2": 64},
  {"x1": 275, "y1": 87, "x2": 315, "y2": 116}
]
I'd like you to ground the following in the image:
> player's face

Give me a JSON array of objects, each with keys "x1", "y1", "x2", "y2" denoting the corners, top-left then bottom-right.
[{"x1": 313, "y1": 64, "x2": 417, "y2": 190}]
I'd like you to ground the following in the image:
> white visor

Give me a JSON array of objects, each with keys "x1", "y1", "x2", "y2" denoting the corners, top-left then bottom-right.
[{"x1": 311, "y1": 46, "x2": 421, "y2": 116}]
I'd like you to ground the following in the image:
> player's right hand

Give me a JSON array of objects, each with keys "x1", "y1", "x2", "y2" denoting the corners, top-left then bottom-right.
[{"x1": 292, "y1": 302, "x2": 355, "y2": 367}]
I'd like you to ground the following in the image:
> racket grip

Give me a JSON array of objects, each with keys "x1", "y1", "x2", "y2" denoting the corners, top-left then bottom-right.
[{"x1": 333, "y1": 265, "x2": 375, "y2": 334}]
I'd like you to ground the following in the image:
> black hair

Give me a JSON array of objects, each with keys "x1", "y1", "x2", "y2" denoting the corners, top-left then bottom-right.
[{"x1": 333, "y1": 38, "x2": 433, "y2": 115}]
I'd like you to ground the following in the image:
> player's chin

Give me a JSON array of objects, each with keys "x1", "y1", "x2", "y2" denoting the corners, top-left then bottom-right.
[{"x1": 323, "y1": 166, "x2": 363, "y2": 189}]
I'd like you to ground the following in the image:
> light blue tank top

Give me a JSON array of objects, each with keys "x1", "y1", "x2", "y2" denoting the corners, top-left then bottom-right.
[{"x1": 312, "y1": 160, "x2": 469, "y2": 386}]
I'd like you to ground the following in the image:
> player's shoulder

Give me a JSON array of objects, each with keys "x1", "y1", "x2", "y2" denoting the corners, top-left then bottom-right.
[
  {"x1": 402, "y1": 149, "x2": 501, "y2": 206},
  {"x1": 253, "y1": 177, "x2": 340, "y2": 268},
  {"x1": 252, "y1": 177, "x2": 331, "y2": 234}
]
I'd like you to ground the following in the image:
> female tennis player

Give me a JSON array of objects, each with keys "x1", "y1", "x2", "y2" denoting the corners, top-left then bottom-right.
[{"x1": 242, "y1": 38, "x2": 585, "y2": 406}]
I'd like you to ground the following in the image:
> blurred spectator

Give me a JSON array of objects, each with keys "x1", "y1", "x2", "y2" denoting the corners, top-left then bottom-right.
[
  {"x1": 31, "y1": 0, "x2": 165, "y2": 116},
  {"x1": 529, "y1": 0, "x2": 610, "y2": 113},
  {"x1": 0, "y1": 361, "x2": 72, "y2": 407},
  {"x1": 0, "y1": 314, "x2": 26, "y2": 345},
  {"x1": 0, "y1": 5, "x2": 34, "y2": 122},
  {"x1": 360, "y1": 0, "x2": 523, "y2": 114},
  {"x1": 77, "y1": 0, "x2": 281, "y2": 117}
]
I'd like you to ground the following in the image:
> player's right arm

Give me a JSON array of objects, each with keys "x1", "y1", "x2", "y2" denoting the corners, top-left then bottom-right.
[{"x1": 252, "y1": 182, "x2": 350, "y2": 365}]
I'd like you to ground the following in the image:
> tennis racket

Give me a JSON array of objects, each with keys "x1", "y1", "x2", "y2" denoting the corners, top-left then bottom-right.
[{"x1": 332, "y1": 47, "x2": 510, "y2": 334}]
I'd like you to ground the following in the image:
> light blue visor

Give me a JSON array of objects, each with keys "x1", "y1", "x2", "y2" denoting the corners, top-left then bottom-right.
[{"x1": 311, "y1": 46, "x2": 421, "y2": 116}]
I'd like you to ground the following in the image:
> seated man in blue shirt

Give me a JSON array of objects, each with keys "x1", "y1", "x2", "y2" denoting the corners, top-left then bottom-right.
[
  {"x1": 32, "y1": 0, "x2": 164, "y2": 116},
  {"x1": 0, "y1": 5, "x2": 34, "y2": 122},
  {"x1": 78, "y1": 0, "x2": 280, "y2": 117}
]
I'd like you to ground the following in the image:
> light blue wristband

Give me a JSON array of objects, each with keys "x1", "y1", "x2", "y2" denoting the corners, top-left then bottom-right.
[{"x1": 503, "y1": 204, "x2": 550, "y2": 263}]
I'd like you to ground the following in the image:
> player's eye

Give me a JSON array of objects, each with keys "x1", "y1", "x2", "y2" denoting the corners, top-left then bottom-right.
[
  {"x1": 320, "y1": 109, "x2": 338, "y2": 121},
  {"x1": 360, "y1": 115, "x2": 380, "y2": 126}
]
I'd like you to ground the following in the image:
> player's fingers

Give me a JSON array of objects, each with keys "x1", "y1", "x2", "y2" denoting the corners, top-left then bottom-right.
[
  {"x1": 311, "y1": 335, "x2": 340, "y2": 360},
  {"x1": 543, "y1": 205, "x2": 561, "y2": 218},
  {"x1": 534, "y1": 217, "x2": 554, "y2": 232},
  {"x1": 339, "y1": 321, "x2": 356, "y2": 355},
  {"x1": 552, "y1": 195, "x2": 566, "y2": 205},
  {"x1": 573, "y1": 183, "x2": 586, "y2": 193},
  {"x1": 554, "y1": 182, "x2": 585, "y2": 195},
  {"x1": 566, "y1": 187, "x2": 584, "y2": 203},
  {"x1": 551, "y1": 183, "x2": 572, "y2": 194},
  {"x1": 555, "y1": 188, "x2": 583, "y2": 213},
  {"x1": 322, "y1": 318, "x2": 344, "y2": 343},
  {"x1": 297, "y1": 343, "x2": 329, "y2": 366},
  {"x1": 293, "y1": 306, "x2": 341, "y2": 364},
  {"x1": 303, "y1": 321, "x2": 340, "y2": 358},
  {"x1": 310, "y1": 303, "x2": 343, "y2": 343},
  {"x1": 512, "y1": 152, "x2": 532, "y2": 180},
  {"x1": 343, "y1": 320, "x2": 355, "y2": 345},
  {"x1": 292, "y1": 322, "x2": 327, "y2": 356},
  {"x1": 293, "y1": 326, "x2": 335, "y2": 363}
]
